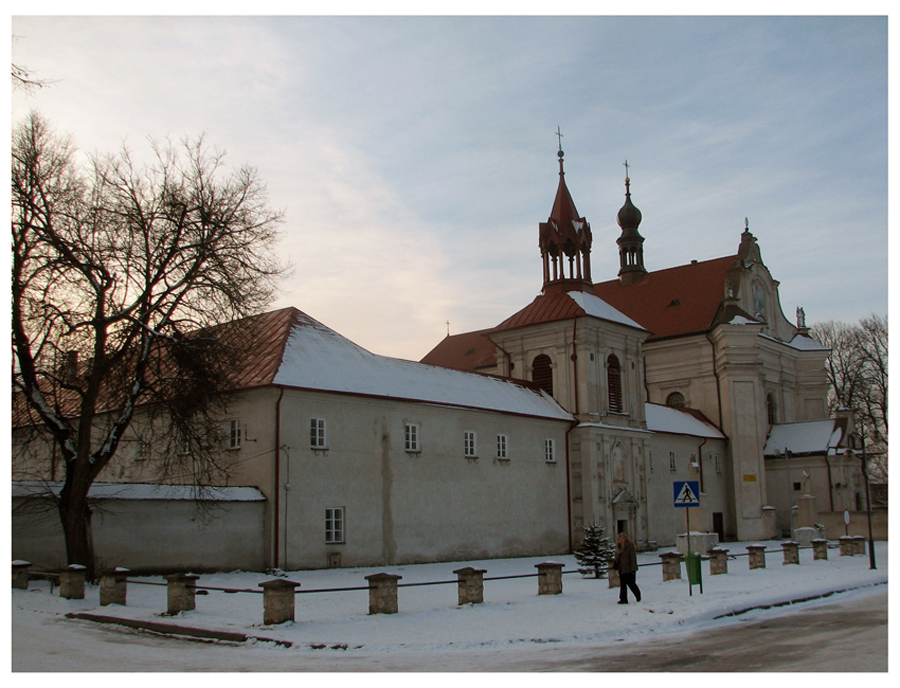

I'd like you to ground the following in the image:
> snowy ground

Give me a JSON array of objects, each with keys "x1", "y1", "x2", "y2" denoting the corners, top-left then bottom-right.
[{"x1": 10, "y1": 541, "x2": 889, "y2": 674}]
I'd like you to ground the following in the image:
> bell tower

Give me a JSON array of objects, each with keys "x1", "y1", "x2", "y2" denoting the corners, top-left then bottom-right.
[
  {"x1": 539, "y1": 144, "x2": 593, "y2": 294},
  {"x1": 616, "y1": 165, "x2": 646, "y2": 285}
]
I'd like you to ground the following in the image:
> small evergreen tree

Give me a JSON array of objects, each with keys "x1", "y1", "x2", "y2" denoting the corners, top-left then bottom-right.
[{"x1": 574, "y1": 522, "x2": 615, "y2": 578}]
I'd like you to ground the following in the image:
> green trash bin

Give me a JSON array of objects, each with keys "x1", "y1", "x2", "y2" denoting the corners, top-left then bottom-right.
[{"x1": 687, "y1": 551, "x2": 702, "y2": 585}]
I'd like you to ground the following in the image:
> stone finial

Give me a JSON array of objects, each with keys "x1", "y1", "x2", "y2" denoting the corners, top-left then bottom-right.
[
  {"x1": 708, "y1": 548, "x2": 729, "y2": 576},
  {"x1": 747, "y1": 545, "x2": 767, "y2": 570},
  {"x1": 659, "y1": 551, "x2": 683, "y2": 581},
  {"x1": 365, "y1": 573, "x2": 402, "y2": 614},
  {"x1": 100, "y1": 567, "x2": 130, "y2": 606},
  {"x1": 453, "y1": 567, "x2": 486, "y2": 605},
  {"x1": 165, "y1": 573, "x2": 200, "y2": 614},
  {"x1": 258, "y1": 579, "x2": 301, "y2": 625},
  {"x1": 781, "y1": 541, "x2": 800, "y2": 565},
  {"x1": 60, "y1": 564, "x2": 87, "y2": 600},
  {"x1": 12, "y1": 560, "x2": 32, "y2": 590},
  {"x1": 535, "y1": 562, "x2": 564, "y2": 595}
]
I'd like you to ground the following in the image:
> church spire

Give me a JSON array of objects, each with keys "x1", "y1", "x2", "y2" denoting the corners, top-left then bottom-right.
[
  {"x1": 539, "y1": 135, "x2": 593, "y2": 294},
  {"x1": 616, "y1": 163, "x2": 646, "y2": 285}
]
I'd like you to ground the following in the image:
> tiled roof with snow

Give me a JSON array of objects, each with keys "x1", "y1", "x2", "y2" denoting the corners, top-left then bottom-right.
[
  {"x1": 764, "y1": 420, "x2": 842, "y2": 456},
  {"x1": 12, "y1": 481, "x2": 266, "y2": 501},
  {"x1": 566, "y1": 290, "x2": 646, "y2": 330},
  {"x1": 644, "y1": 403, "x2": 725, "y2": 439},
  {"x1": 273, "y1": 311, "x2": 573, "y2": 421}
]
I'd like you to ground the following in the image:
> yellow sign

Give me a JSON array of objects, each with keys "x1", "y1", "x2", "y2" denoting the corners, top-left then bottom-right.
[{"x1": 742, "y1": 474, "x2": 757, "y2": 482}]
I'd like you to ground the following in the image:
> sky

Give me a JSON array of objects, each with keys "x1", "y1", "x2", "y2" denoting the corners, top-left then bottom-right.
[{"x1": 9, "y1": 9, "x2": 890, "y2": 361}]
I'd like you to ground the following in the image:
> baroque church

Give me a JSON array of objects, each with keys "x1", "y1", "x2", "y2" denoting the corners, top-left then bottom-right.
[{"x1": 12, "y1": 148, "x2": 863, "y2": 573}]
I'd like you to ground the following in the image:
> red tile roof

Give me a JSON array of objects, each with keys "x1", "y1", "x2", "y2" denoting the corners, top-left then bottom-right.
[
  {"x1": 420, "y1": 255, "x2": 739, "y2": 372},
  {"x1": 592, "y1": 255, "x2": 736, "y2": 341}
]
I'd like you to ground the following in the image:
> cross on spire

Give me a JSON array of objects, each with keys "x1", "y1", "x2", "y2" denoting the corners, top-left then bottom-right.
[
  {"x1": 555, "y1": 126, "x2": 564, "y2": 152},
  {"x1": 623, "y1": 159, "x2": 630, "y2": 179}
]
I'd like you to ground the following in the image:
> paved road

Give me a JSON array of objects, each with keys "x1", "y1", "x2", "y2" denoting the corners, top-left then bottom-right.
[
  {"x1": 14, "y1": 587, "x2": 887, "y2": 672},
  {"x1": 483, "y1": 586, "x2": 889, "y2": 672}
]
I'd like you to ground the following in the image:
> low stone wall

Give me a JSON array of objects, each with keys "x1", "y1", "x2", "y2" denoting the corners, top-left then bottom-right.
[
  {"x1": 12, "y1": 488, "x2": 266, "y2": 573},
  {"x1": 814, "y1": 510, "x2": 887, "y2": 541}
]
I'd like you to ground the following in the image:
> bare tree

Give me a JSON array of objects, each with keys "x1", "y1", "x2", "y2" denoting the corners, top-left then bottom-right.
[
  {"x1": 811, "y1": 314, "x2": 888, "y2": 483},
  {"x1": 11, "y1": 112, "x2": 286, "y2": 576}
]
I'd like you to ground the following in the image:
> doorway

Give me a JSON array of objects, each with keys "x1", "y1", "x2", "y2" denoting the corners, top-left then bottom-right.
[{"x1": 712, "y1": 512, "x2": 724, "y2": 542}]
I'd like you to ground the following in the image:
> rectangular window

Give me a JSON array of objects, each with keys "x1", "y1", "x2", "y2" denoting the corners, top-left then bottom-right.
[
  {"x1": 405, "y1": 423, "x2": 420, "y2": 453},
  {"x1": 715, "y1": 455, "x2": 722, "y2": 473},
  {"x1": 669, "y1": 451, "x2": 676, "y2": 472},
  {"x1": 310, "y1": 418, "x2": 327, "y2": 449},
  {"x1": 464, "y1": 431, "x2": 477, "y2": 458},
  {"x1": 325, "y1": 507, "x2": 345, "y2": 544},
  {"x1": 135, "y1": 439, "x2": 150, "y2": 461},
  {"x1": 228, "y1": 419, "x2": 242, "y2": 450},
  {"x1": 545, "y1": 438, "x2": 556, "y2": 463},
  {"x1": 497, "y1": 434, "x2": 508, "y2": 460}
]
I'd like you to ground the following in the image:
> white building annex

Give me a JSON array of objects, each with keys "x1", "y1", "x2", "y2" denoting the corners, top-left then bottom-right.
[{"x1": 12, "y1": 149, "x2": 861, "y2": 573}]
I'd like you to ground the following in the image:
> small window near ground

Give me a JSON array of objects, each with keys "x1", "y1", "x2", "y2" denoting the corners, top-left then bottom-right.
[
  {"x1": 310, "y1": 418, "x2": 327, "y2": 449},
  {"x1": 669, "y1": 451, "x2": 676, "y2": 471},
  {"x1": 464, "y1": 431, "x2": 477, "y2": 458},
  {"x1": 228, "y1": 419, "x2": 242, "y2": 450},
  {"x1": 545, "y1": 438, "x2": 556, "y2": 463},
  {"x1": 325, "y1": 507, "x2": 345, "y2": 544},
  {"x1": 405, "y1": 423, "x2": 420, "y2": 453},
  {"x1": 497, "y1": 434, "x2": 508, "y2": 460}
]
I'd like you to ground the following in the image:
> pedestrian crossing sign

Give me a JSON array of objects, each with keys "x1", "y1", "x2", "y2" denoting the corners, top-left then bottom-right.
[{"x1": 673, "y1": 481, "x2": 700, "y2": 507}]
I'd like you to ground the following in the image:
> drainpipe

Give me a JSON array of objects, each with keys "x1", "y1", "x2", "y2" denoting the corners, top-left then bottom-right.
[
  {"x1": 565, "y1": 419, "x2": 579, "y2": 551},
  {"x1": 823, "y1": 451, "x2": 835, "y2": 511},
  {"x1": 273, "y1": 386, "x2": 285, "y2": 569},
  {"x1": 571, "y1": 319, "x2": 579, "y2": 417}
]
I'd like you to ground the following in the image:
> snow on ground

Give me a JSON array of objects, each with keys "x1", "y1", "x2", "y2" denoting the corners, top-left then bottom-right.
[{"x1": 11, "y1": 541, "x2": 888, "y2": 672}]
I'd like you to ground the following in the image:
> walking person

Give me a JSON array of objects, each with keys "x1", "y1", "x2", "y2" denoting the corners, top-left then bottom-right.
[{"x1": 613, "y1": 531, "x2": 641, "y2": 604}]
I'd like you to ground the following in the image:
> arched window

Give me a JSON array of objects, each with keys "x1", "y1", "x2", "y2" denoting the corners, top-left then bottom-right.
[
  {"x1": 767, "y1": 393, "x2": 777, "y2": 426},
  {"x1": 607, "y1": 354, "x2": 623, "y2": 413},
  {"x1": 532, "y1": 354, "x2": 553, "y2": 396},
  {"x1": 666, "y1": 392, "x2": 686, "y2": 408}
]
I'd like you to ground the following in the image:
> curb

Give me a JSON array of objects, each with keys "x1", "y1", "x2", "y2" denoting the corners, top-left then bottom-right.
[
  {"x1": 711, "y1": 580, "x2": 887, "y2": 619},
  {"x1": 65, "y1": 612, "x2": 291, "y2": 647}
]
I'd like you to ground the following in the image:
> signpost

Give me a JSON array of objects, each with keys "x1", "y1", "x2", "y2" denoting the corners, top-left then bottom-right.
[
  {"x1": 674, "y1": 481, "x2": 701, "y2": 596},
  {"x1": 843, "y1": 509, "x2": 851, "y2": 537}
]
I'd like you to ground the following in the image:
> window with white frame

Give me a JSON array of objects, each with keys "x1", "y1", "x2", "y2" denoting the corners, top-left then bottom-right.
[
  {"x1": 464, "y1": 431, "x2": 477, "y2": 458},
  {"x1": 545, "y1": 438, "x2": 556, "y2": 463},
  {"x1": 497, "y1": 434, "x2": 508, "y2": 460},
  {"x1": 227, "y1": 419, "x2": 242, "y2": 450},
  {"x1": 325, "y1": 507, "x2": 345, "y2": 544},
  {"x1": 715, "y1": 454, "x2": 722, "y2": 473},
  {"x1": 310, "y1": 418, "x2": 327, "y2": 449},
  {"x1": 669, "y1": 451, "x2": 676, "y2": 471},
  {"x1": 405, "y1": 423, "x2": 420, "y2": 453}
]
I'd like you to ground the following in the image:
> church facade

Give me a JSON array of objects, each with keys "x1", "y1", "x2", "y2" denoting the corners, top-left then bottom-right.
[{"x1": 12, "y1": 149, "x2": 861, "y2": 572}]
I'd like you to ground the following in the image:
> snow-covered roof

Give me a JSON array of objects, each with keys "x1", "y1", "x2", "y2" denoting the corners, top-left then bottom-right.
[
  {"x1": 12, "y1": 481, "x2": 266, "y2": 501},
  {"x1": 786, "y1": 334, "x2": 829, "y2": 351},
  {"x1": 274, "y1": 312, "x2": 573, "y2": 421},
  {"x1": 566, "y1": 290, "x2": 647, "y2": 331},
  {"x1": 644, "y1": 403, "x2": 725, "y2": 439},
  {"x1": 764, "y1": 420, "x2": 842, "y2": 457}
]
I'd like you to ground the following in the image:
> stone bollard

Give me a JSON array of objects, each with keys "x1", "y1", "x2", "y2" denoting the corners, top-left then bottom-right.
[
  {"x1": 781, "y1": 541, "x2": 800, "y2": 565},
  {"x1": 258, "y1": 579, "x2": 301, "y2": 625},
  {"x1": 852, "y1": 536, "x2": 866, "y2": 556},
  {"x1": 100, "y1": 567, "x2": 130, "y2": 606},
  {"x1": 12, "y1": 560, "x2": 31, "y2": 590},
  {"x1": 59, "y1": 564, "x2": 87, "y2": 600},
  {"x1": 747, "y1": 545, "x2": 767, "y2": 569},
  {"x1": 535, "y1": 562, "x2": 564, "y2": 595},
  {"x1": 608, "y1": 565, "x2": 620, "y2": 589},
  {"x1": 453, "y1": 567, "x2": 486, "y2": 605},
  {"x1": 839, "y1": 535, "x2": 855, "y2": 557},
  {"x1": 811, "y1": 539, "x2": 828, "y2": 561},
  {"x1": 708, "y1": 548, "x2": 729, "y2": 576},
  {"x1": 365, "y1": 573, "x2": 402, "y2": 614},
  {"x1": 165, "y1": 573, "x2": 200, "y2": 614},
  {"x1": 660, "y1": 552, "x2": 683, "y2": 581}
]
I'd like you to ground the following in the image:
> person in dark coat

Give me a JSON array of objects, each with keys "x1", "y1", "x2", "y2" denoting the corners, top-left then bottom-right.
[{"x1": 613, "y1": 531, "x2": 641, "y2": 604}]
